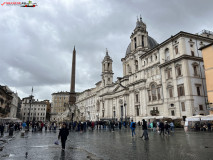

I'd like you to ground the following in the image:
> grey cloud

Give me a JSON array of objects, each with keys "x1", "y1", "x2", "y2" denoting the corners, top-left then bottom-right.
[{"x1": 0, "y1": 0, "x2": 213, "y2": 100}]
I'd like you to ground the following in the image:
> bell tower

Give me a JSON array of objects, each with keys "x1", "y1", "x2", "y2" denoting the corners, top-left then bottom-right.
[
  {"x1": 102, "y1": 49, "x2": 113, "y2": 87},
  {"x1": 130, "y1": 15, "x2": 148, "y2": 51}
]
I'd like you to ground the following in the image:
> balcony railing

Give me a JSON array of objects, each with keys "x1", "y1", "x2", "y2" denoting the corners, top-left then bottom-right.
[{"x1": 150, "y1": 110, "x2": 159, "y2": 116}]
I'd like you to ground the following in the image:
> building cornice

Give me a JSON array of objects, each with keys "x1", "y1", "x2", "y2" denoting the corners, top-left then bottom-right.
[
  {"x1": 126, "y1": 79, "x2": 146, "y2": 87},
  {"x1": 159, "y1": 55, "x2": 203, "y2": 68},
  {"x1": 140, "y1": 31, "x2": 213, "y2": 59}
]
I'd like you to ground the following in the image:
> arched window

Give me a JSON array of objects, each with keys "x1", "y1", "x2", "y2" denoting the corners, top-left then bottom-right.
[
  {"x1": 127, "y1": 64, "x2": 131, "y2": 74},
  {"x1": 165, "y1": 48, "x2": 170, "y2": 61},
  {"x1": 151, "y1": 84, "x2": 157, "y2": 101}
]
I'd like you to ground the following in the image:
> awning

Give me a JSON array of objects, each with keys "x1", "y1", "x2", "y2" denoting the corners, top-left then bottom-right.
[
  {"x1": 186, "y1": 115, "x2": 204, "y2": 121},
  {"x1": 141, "y1": 116, "x2": 164, "y2": 120},
  {"x1": 201, "y1": 115, "x2": 213, "y2": 121},
  {"x1": 164, "y1": 116, "x2": 182, "y2": 120}
]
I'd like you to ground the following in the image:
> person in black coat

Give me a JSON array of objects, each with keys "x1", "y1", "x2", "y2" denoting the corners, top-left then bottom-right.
[
  {"x1": 141, "y1": 119, "x2": 149, "y2": 140},
  {"x1": 0, "y1": 123, "x2": 4, "y2": 136},
  {"x1": 58, "y1": 123, "x2": 69, "y2": 151},
  {"x1": 159, "y1": 121, "x2": 165, "y2": 135}
]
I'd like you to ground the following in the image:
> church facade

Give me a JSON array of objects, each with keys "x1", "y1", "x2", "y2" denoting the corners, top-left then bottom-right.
[{"x1": 76, "y1": 17, "x2": 213, "y2": 122}]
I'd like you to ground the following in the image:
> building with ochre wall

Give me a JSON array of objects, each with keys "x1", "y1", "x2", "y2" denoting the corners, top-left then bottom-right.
[{"x1": 200, "y1": 41, "x2": 213, "y2": 115}]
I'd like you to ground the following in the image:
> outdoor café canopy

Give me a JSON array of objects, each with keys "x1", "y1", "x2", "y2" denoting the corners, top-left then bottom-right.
[
  {"x1": 141, "y1": 116, "x2": 180, "y2": 120},
  {"x1": 186, "y1": 115, "x2": 204, "y2": 122},
  {"x1": 201, "y1": 115, "x2": 213, "y2": 121}
]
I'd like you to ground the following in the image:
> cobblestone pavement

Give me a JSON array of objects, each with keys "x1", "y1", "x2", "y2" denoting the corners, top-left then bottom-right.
[{"x1": 0, "y1": 128, "x2": 213, "y2": 160}]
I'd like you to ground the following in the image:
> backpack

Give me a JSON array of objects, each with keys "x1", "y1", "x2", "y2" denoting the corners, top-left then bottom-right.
[{"x1": 132, "y1": 122, "x2": 136, "y2": 128}]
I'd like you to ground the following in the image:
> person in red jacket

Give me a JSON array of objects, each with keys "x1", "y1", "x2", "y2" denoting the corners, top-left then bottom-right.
[{"x1": 91, "y1": 121, "x2": 95, "y2": 131}]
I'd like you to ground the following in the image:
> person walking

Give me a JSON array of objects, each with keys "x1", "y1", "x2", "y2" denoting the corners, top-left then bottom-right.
[
  {"x1": 130, "y1": 120, "x2": 136, "y2": 137},
  {"x1": 153, "y1": 121, "x2": 157, "y2": 132},
  {"x1": 159, "y1": 121, "x2": 165, "y2": 136},
  {"x1": 119, "y1": 121, "x2": 122, "y2": 130},
  {"x1": 170, "y1": 121, "x2": 174, "y2": 132},
  {"x1": 165, "y1": 121, "x2": 170, "y2": 135},
  {"x1": 58, "y1": 123, "x2": 69, "y2": 151},
  {"x1": 111, "y1": 121, "x2": 115, "y2": 132},
  {"x1": 22, "y1": 122, "x2": 26, "y2": 131},
  {"x1": 0, "y1": 123, "x2": 4, "y2": 136},
  {"x1": 141, "y1": 119, "x2": 149, "y2": 140}
]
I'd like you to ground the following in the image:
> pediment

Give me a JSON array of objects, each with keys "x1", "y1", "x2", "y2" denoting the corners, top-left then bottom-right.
[{"x1": 113, "y1": 83, "x2": 127, "y2": 93}]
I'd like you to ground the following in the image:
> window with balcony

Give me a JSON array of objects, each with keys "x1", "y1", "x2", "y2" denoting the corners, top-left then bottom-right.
[
  {"x1": 171, "y1": 110, "x2": 175, "y2": 116},
  {"x1": 150, "y1": 108, "x2": 159, "y2": 116}
]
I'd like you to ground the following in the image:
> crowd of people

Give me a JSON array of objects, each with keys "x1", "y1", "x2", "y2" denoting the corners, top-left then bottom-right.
[
  {"x1": 1, "y1": 119, "x2": 213, "y2": 151},
  {"x1": 0, "y1": 122, "x2": 21, "y2": 136}
]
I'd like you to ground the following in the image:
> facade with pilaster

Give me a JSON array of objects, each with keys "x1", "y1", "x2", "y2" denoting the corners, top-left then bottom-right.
[{"x1": 76, "y1": 17, "x2": 213, "y2": 122}]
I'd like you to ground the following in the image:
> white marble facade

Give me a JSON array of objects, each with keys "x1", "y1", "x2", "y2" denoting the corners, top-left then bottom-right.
[{"x1": 76, "y1": 17, "x2": 213, "y2": 122}]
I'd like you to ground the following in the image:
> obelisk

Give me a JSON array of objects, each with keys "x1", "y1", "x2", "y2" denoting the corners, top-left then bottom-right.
[{"x1": 69, "y1": 46, "x2": 76, "y2": 105}]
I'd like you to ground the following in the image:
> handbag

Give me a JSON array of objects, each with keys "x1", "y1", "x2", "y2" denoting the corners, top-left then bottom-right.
[{"x1": 54, "y1": 140, "x2": 59, "y2": 145}]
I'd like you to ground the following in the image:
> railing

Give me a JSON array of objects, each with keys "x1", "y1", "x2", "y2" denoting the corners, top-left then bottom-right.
[{"x1": 150, "y1": 110, "x2": 159, "y2": 116}]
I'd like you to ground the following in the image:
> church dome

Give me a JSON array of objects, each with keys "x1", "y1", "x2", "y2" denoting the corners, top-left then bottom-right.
[
  {"x1": 147, "y1": 36, "x2": 158, "y2": 49},
  {"x1": 125, "y1": 36, "x2": 158, "y2": 55}
]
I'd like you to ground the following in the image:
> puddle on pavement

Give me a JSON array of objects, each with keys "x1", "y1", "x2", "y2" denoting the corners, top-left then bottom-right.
[
  {"x1": 9, "y1": 154, "x2": 15, "y2": 157},
  {"x1": 68, "y1": 146, "x2": 104, "y2": 160}
]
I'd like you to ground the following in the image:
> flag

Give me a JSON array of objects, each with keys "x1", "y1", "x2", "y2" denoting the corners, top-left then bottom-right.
[{"x1": 32, "y1": 87, "x2": 33, "y2": 94}]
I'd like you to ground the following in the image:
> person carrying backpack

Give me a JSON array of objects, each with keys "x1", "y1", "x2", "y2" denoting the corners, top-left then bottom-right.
[{"x1": 130, "y1": 120, "x2": 136, "y2": 137}]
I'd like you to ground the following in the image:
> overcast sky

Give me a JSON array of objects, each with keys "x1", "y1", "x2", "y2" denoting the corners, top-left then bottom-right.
[{"x1": 0, "y1": 0, "x2": 213, "y2": 101}]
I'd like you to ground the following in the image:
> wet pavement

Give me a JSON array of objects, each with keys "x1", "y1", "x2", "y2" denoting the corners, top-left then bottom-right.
[{"x1": 0, "y1": 127, "x2": 213, "y2": 160}]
